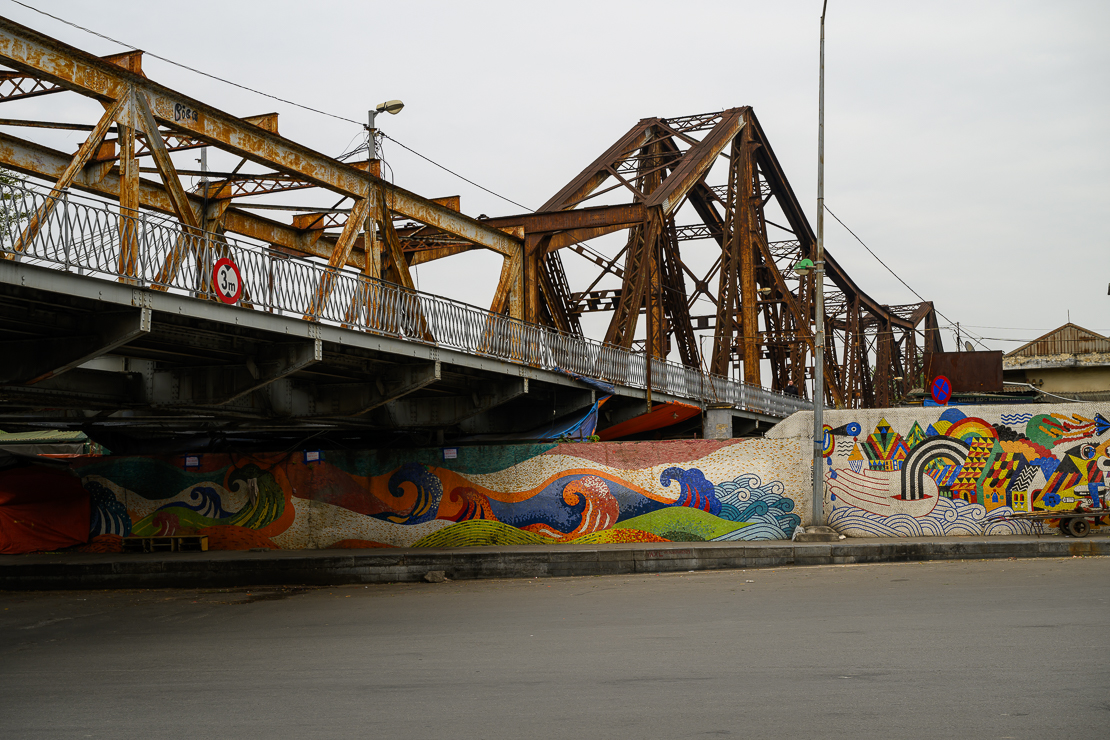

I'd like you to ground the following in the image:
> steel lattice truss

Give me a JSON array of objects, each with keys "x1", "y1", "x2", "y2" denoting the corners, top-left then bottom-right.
[
  {"x1": 0, "y1": 16, "x2": 941, "y2": 409},
  {"x1": 469, "y1": 108, "x2": 945, "y2": 408}
]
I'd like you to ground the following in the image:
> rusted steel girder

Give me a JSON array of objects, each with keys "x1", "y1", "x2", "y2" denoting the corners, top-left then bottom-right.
[
  {"x1": 0, "y1": 16, "x2": 521, "y2": 261},
  {"x1": 0, "y1": 131, "x2": 344, "y2": 262},
  {"x1": 481, "y1": 203, "x2": 645, "y2": 233},
  {"x1": 0, "y1": 116, "x2": 489, "y2": 291},
  {"x1": 0, "y1": 50, "x2": 142, "y2": 103},
  {"x1": 484, "y1": 106, "x2": 942, "y2": 409}
]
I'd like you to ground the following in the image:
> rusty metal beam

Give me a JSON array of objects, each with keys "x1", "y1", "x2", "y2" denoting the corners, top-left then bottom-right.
[
  {"x1": 133, "y1": 92, "x2": 200, "y2": 231},
  {"x1": 710, "y1": 138, "x2": 741, "y2": 377},
  {"x1": 482, "y1": 203, "x2": 645, "y2": 233},
  {"x1": 97, "y1": 131, "x2": 206, "y2": 163},
  {"x1": 407, "y1": 244, "x2": 473, "y2": 266},
  {"x1": 0, "y1": 130, "x2": 364, "y2": 266},
  {"x1": 0, "y1": 16, "x2": 520, "y2": 259},
  {"x1": 0, "y1": 50, "x2": 143, "y2": 103},
  {"x1": 204, "y1": 175, "x2": 317, "y2": 200},
  {"x1": 539, "y1": 120, "x2": 656, "y2": 212},
  {"x1": 645, "y1": 108, "x2": 745, "y2": 216},
  {"x1": 305, "y1": 198, "x2": 371, "y2": 319},
  {"x1": 0, "y1": 70, "x2": 61, "y2": 101},
  {"x1": 735, "y1": 126, "x2": 761, "y2": 386},
  {"x1": 8, "y1": 95, "x2": 125, "y2": 257}
]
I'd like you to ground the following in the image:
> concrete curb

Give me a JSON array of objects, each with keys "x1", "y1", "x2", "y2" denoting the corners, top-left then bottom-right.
[{"x1": 1, "y1": 536, "x2": 1107, "y2": 590}]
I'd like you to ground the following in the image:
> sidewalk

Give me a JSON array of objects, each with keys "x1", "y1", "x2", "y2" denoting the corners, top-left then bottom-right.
[{"x1": 2, "y1": 534, "x2": 1107, "y2": 590}]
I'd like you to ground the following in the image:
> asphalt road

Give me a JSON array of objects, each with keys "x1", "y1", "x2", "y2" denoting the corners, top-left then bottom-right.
[{"x1": 1, "y1": 557, "x2": 1107, "y2": 740}]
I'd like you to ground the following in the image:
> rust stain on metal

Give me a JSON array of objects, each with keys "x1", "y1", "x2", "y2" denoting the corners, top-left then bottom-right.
[{"x1": 924, "y1": 351, "x2": 1004, "y2": 393}]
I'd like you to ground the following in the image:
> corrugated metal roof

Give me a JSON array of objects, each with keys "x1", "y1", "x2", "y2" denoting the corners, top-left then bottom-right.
[
  {"x1": 0, "y1": 430, "x2": 108, "y2": 456},
  {"x1": 1005, "y1": 323, "x2": 1110, "y2": 357},
  {"x1": 0, "y1": 430, "x2": 89, "y2": 444}
]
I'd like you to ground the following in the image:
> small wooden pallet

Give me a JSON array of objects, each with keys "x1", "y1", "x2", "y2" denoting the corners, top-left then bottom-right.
[{"x1": 122, "y1": 535, "x2": 209, "y2": 553}]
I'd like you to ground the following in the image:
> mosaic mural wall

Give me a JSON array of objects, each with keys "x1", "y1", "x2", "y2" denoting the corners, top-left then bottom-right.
[
  {"x1": 72, "y1": 439, "x2": 809, "y2": 551},
  {"x1": 767, "y1": 403, "x2": 1110, "y2": 537}
]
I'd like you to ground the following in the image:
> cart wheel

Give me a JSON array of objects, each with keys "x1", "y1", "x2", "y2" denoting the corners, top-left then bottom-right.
[
  {"x1": 1058, "y1": 522, "x2": 1071, "y2": 536},
  {"x1": 1067, "y1": 519, "x2": 1091, "y2": 538}
]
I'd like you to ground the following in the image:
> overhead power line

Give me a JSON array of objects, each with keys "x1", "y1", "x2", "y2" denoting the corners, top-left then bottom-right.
[
  {"x1": 823, "y1": 203, "x2": 990, "y2": 351},
  {"x1": 9, "y1": 0, "x2": 362, "y2": 126},
  {"x1": 380, "y1": 133, "x2": 533, "y2": 213},
  {"x1": 9, "y1": 0, "x2": 533, "y2": 213}
]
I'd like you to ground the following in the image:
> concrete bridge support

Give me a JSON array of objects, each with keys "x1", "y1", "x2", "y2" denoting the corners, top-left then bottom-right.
[{"x1": 702, "y1": 405, "x2": 779, "y2": 439}]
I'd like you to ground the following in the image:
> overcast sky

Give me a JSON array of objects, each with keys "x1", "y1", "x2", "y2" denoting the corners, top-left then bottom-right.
[{"x1": 4, "y1": 0, "x2": 1108, "y2": 352}]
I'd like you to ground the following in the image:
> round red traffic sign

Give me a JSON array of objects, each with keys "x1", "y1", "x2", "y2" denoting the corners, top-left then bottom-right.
[
  {"x1": 931, "y1": 375, "x2": 952, "y2": 405},
  {"x1": 212, "y1": 258, "x2": 243, "y2": 304}
]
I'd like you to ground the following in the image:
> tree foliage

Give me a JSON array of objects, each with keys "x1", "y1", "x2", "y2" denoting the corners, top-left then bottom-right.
[{"x1": 0, "y1": 168, "x2": 27, "y2": 233}]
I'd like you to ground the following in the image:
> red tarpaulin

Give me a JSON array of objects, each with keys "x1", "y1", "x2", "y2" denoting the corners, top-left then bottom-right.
[
  {"x1": 0, "y1": 465, "x2": 90, "y2": 554},
  {"x1": 597, "y1": 401, "x2": 702, "y2": 441}
]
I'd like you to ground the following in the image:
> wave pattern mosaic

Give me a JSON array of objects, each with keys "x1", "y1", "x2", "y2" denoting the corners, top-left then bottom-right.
[
  {"x1": 73, "y1": 439, "x2": 808, "y2": 551},
  {"x1": 769, "y1": 403, "x2": 1110, "y2": 537}
]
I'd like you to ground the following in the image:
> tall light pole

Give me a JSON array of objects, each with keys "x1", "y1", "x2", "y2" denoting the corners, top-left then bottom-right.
[
  {"x1": 366, "y1": 99, "x2": 405, "y2": 151},
  {"x1": 365, "y1": 100, "x2": 404, "y2": 281},
  {"x1": 813, "y1": 0, "x2": 829, "y2": 527}
]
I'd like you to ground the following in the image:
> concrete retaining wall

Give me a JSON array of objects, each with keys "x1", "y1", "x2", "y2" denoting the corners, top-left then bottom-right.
[
  {"x1": 21, "y1": 401, "x2": 1109, "y2": 555},
  {"x1": 71, "y1": 438, "x2": 809, "y2": 552},
  {"x1": 768, "y1": 402, "x2": 1110, "y2": 536}
]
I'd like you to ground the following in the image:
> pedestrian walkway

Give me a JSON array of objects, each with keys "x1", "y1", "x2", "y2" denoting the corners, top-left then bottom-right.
[{"x1": 2, "y1": 534, "x2": 1106, "y2": 590}]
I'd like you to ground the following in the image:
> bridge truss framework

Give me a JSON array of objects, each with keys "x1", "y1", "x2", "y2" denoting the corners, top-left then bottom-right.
[{"x1": 0, "y1": 16, "x2": 942, "y2": 446}]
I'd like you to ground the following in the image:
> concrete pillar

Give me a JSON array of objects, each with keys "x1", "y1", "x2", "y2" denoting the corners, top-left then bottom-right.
[{"x1": 704, "y1": 407, "x2": 733, "y2": 440}]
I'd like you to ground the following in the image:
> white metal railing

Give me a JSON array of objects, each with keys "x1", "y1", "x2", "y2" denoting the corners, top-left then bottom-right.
[{"x1": 0, "y1": 177, "x2": 812, "y2": 417}]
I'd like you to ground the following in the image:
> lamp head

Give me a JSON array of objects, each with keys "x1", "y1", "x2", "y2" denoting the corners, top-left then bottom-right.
[
  {"x1": 793, "y1": 258, "x2": 815, "y2": 276},
  {"x1": 375, "y1": 99, "x2": 405, "y2": 115}
]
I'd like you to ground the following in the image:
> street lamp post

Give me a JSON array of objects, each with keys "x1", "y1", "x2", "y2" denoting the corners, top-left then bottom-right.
[
  {"x1": 364, "y1": 100, "x2": 404, "y2": 280},
  {"x1": 366, "y1": 99, "x2": 405, "y2": 150},
  {"x1": 813, "y1": 1, "x2": 829, "y2": 528},
  {"x1": 794, "y1": 4, "x2": 837, "y2": 537}
]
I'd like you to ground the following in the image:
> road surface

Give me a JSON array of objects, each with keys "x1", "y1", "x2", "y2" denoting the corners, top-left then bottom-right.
[{"x1": 1, "y1": 557, "x2": 1107, "y2": 739}]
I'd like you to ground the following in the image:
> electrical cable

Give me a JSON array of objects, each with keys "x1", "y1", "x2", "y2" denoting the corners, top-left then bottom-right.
[
  {"x1": 1004, "y1": 382, "x2": 1088, "y2": 403},
  {"x1": 335, "y1": 131, "x2": 365, "y2": 161},
  {"x1": 823, "y1": 203, "x2": 991, "y2": 350},
  {"x1": 10, "y1": 1, "x2": 534, "y2": 215},
  {"x1": 952, "y1": 324, "x2": 1055, "y2": 332},
  {"x1": 379, "y1": 133, "x2": 533, "y2": 213},
  {"x1": 8, "y1": 0, "x2": 363, "y2": 126},
  {"x1": 338, "y1": 143, "x2": 368, "y2": 162},
  {"x1": 939, "y1": 325, "x2": 1046, "y2": 342}
]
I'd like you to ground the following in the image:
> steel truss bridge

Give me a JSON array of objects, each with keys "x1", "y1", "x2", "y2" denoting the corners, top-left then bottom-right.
[{"x1": 0, "y1": 17, "x2": 941, "y2": 449}]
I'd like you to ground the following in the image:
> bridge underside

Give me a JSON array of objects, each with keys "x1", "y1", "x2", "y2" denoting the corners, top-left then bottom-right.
[{"x1": 0, "y1": 262, "x2": 741, "y2": 453}]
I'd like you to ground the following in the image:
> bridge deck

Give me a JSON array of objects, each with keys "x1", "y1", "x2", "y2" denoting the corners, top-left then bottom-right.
[{"x1": 0, "y1": 180, "x2": 807, "y2": 447}]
